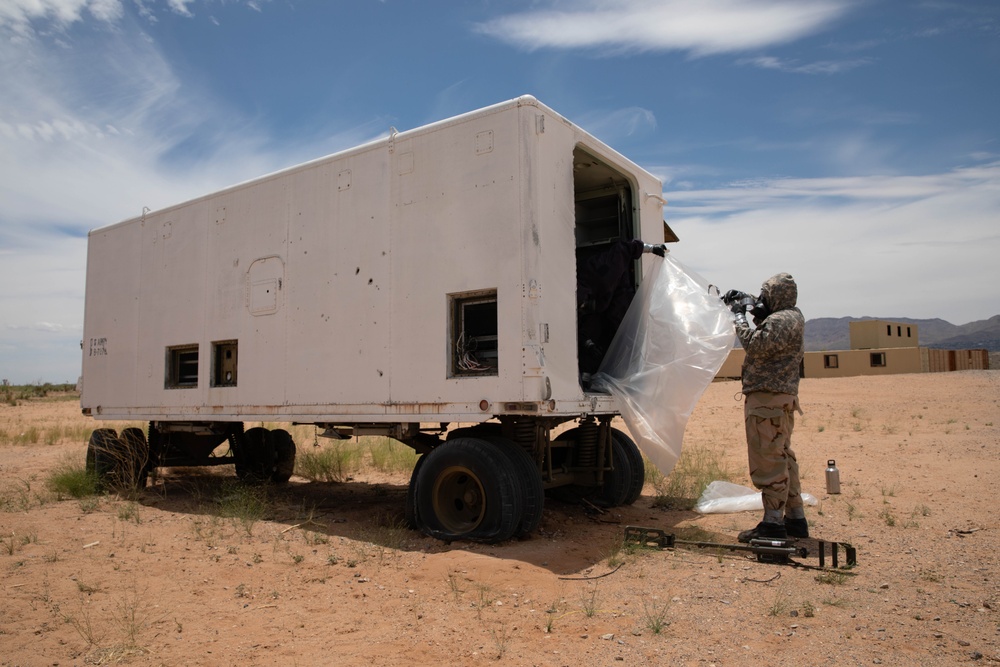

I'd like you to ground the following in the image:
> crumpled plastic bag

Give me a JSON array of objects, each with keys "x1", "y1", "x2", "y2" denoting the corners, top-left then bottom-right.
[
  {"x1": 694, "y1": 480, "x2": 818, "y2": 514},
  {"x1": 591, "y1": 256, "x2": 734, "y2": 477}
]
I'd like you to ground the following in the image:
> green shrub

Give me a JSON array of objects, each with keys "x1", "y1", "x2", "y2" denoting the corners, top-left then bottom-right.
[
  {"x1": 217, "y1": 481, "x2": 270, "y2": 536},
  {"x1": 651, "y1": 444, "x2": 733, "y2": 510},
  {"x1": 295, "y1": 442, "x2": 364, "y2": 482},
  {"x1": 47, "y1": 459, "x2": 99, "y2": 498},
  {"x1": 367, "y1": 436, "x2": 418, "y2": 474}
]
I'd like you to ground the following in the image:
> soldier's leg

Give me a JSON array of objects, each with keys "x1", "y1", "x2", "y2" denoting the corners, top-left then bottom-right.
[
  {"x1": 745, "y1": 393, "x2": 790, "y2": 524},
  {"x1": 778, "y1": 395, "x2": 809, "y2": 537},
  {"x1": 783, "y1": 396, "x2": 804, "y2": 518}
]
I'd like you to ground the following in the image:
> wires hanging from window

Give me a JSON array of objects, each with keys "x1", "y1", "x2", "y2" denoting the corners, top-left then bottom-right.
[{"x1": 456, "y1": 331, "x2": 486, "y2": 371}]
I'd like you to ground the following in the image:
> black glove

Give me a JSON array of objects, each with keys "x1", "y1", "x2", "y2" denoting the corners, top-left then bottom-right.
[
  {"x1": 722, "y1": 290, "x2": 752, "y2": 313},
  {"x1": 722, "y1": 289, "x2": 748, "y2": 305},
  {"x1": 643, "y1": 243, "x2": 668, "y2": 257}
]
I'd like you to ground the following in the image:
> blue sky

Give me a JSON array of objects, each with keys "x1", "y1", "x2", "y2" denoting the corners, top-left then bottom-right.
[{"x1": 1, "y1": 0, "x2": 998, "y2": 384}]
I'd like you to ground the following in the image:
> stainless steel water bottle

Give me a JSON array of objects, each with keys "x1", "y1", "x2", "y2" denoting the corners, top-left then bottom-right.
[{"x1": 825, "y1": 460, "x2": 841, "y2": 494}]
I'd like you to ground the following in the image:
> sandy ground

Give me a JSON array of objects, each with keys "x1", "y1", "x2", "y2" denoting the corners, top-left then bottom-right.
[{"x1": 1, "y1": 370, "x2": 998, "y2": 667}]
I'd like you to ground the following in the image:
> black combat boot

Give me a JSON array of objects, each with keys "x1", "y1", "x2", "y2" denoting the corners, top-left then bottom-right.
[
  {"x1": 737, "y1": 521, "x2": 787, "y2": 543},
  {"x1": 784, "y1": 517, "x2": 809, "y2": 538}
]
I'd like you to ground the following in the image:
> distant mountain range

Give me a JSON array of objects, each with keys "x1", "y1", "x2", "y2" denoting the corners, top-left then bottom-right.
[{"x1": 804, "y1": 315, "x2": 1000, "y2": 352}]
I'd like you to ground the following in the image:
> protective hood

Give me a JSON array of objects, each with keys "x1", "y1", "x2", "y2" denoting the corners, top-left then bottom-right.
[{"x1": 760, "y1": 273, "x2": 798, "y2": 314}]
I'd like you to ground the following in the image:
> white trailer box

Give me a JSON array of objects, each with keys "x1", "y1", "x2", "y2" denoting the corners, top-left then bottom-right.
[{"x1": 81, "y1": 95, "x2": 670, "y2": 542}]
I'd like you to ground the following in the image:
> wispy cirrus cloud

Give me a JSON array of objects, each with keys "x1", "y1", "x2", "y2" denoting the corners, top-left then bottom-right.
[
  {"x1": 670, "y1": 161, "x2": 1000, "y2": 205},
  {"x1": 738, "y1": 54, "x2": 873, "y2": 74},
  {"x1": 0, "y1": 0, "x2": 123, "y2": 33},
  {"x1": 574, "y1": 107, "x2": 657, "y2": 145},
  {"x1": 0, "y1": 1, "x2": 381, "y2": 236},
  {"x1": 474, "y1": 0, "x2": 853, "y2": 56},
  {"x1": 0, "y1": 0, "x2": 270, "y2": 33},
  {"x1": 664, "y1": 162, "x2": 1000, "y2": 323}
]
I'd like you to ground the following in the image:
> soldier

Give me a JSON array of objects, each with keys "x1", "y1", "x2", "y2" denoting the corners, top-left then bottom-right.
[{"x1": 723, "y1": 273, "x2": 807, "y2": 542}]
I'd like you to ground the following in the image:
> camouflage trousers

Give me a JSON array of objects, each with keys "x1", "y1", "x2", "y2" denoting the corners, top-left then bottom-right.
[{"x1": 744, "y1": 391, "x2": 803, "y2": 514}]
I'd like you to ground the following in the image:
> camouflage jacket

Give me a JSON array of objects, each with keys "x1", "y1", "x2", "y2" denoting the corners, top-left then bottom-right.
[{"x1": 736, "y1": 273, "x2": 805, "y2": 396}]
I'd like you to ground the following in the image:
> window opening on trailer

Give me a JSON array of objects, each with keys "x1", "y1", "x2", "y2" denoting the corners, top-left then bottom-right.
[
  {"x1": 449, "y1": 290, "x2": 499, "y2": 377},
  {"x1": 166, "y1": 345, "x2": 199, "y2": 388},
  {"x1": 212, "y1": 340, "x2": 238, "y2": 387}
]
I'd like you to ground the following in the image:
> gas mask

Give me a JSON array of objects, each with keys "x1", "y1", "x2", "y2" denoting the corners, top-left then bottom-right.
[{"x1": 750, "y1": 295, "x2": 770, "y2": 322}]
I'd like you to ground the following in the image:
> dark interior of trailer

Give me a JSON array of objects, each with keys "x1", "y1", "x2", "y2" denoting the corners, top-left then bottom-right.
[{"x1": 572, "y1": 147, "x2": 639, "y2": 381}]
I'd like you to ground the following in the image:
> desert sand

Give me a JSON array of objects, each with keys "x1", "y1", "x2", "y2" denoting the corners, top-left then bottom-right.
[{"x1": 1, "y1": 370, "x2": 997, "y2": 666}]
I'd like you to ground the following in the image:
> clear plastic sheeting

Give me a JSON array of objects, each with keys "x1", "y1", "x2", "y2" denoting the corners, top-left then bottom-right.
[
  {"x1": 694, "y1": 480, "x2": 818, "y2": 514},
  {"x1": 591, "y1": 256, "x2": 734, "y2": 477}
]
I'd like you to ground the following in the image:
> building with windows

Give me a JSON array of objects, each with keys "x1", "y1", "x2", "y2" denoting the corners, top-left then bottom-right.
[{"x1": 716, "y1": 319, "x2": 989, "y2": 380}]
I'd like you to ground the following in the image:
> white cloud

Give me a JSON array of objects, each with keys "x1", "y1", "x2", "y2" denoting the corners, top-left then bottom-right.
[
  {"x1": 166, "y1": 0, "x2": 194, "y2": 17},
  {"x1": 664, "y1": 163, "x2": 1000, "y2": 325},
  {"x1": 89, "y1": 0, "x2": 123, "y2": 22},
  {"x1": 0, "y1": 0, "x2": 271, "y2": 33},
  {"x1": 738, "y1": 54, "x2": 873, "y2": 74},
  {"x1": 474, "y1": 0, "x2": 851, "y2": 56},
  {"x1": 574, "y1": 106, "x2": 657, "y2": 144},
  {"x1": 0, "y1": 0, "x2": 123, "y2": 33},
  {"x1": 1, "y1": 20, "x2": 196, "y2": 227},
  {"x1": 0, "y1": 4, "x2": 362, "y2": 233},
  {"x1": 7, "y1": 322, "x2": 80, "y2": 333}
]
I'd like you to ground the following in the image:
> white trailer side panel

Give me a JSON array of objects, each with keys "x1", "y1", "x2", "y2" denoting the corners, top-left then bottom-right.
[
  {"x1": 281, "y1": 151, "x2": 392, "y2": 408},
  {"x1": 82, "y1": 222, "x2": 144, "y2": 410},
  {"x1": 389, "y1": 105, "x2": 527, "y2": 407}
]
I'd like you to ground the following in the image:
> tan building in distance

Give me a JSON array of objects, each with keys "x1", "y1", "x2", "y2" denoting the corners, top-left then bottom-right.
[
  {"x1": 849, "y1": 320, "x2": 918, "y2": 350},
  {"x1": 717, "y1": 319, "x2": 990, "y2": 380}
]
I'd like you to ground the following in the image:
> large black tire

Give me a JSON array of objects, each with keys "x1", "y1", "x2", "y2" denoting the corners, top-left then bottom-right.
[
  {"x1": 404, "y1": 454, "x2": 427, "y2": 530},
  {"x1": 119, "y1": 427, "x2": 150, "y2": 489},
  {"x1": 86, "y1": 428, "x2": 119, "y2": 489},
  {"x1": 235, "y1": 427, "x2": 274, "y2": 483},
  {"x1": 480, "y1": 435, "x2": 545, "y2": 538},
  {"x1": 270, "y1": 429, "x2": 296, "y2": 484},
  {"x1": 611, "y1": 428, "x2": 645, "y2": 505},
  {"x1": 598, "y1": 437, "x2": 634, "y2": 507},
  {"x1": 413, "y1": 437, "x2": 522, "y2": 543},
  {"x1": 597, "y1": 433, "x2": 648, "y2": 507},
  {"x1": 86, "y1": 428, "x2": 148, "y2": 492}
]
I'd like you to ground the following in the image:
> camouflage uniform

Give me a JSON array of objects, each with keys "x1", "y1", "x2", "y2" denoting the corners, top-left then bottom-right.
[{"x1": 735, "y1": 273, "x2": 805, "y2": 521}]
